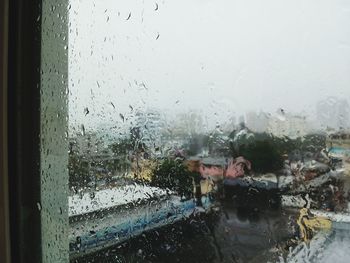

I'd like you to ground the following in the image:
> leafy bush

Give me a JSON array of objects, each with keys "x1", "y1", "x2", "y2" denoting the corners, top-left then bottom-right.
[
  {"x1": 238, "y1": 140, "x2": 284, "y2": 173},
  {"x1": 151, "y1": 158, "x2": 197, "y2": 198},
  {"x1": 69, "y1": 153, "x2": 90, "y2": 188},
  {"x1": 231, "y1": 131, "x2": 326, "y2": 173},
  {"x1": 300, "y1": 133, "x2": 326, "y2": 153}
]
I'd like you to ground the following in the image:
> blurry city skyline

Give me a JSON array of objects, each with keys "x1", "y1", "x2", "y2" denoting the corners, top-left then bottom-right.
[
  {"x1": 69, "y1": 97, "x2": 350, "y2": 142},
  {"x1": 68, "y1": 0, "x2": 350, "y2": 134}
]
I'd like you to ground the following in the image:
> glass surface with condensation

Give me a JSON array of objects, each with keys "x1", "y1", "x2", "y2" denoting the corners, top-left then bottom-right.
[{"x1": 66, "y1": 1, "x2": 350, "y2": 262}]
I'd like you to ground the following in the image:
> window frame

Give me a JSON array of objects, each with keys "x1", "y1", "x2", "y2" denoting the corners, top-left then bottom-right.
[
  {"x1": 4, "y1": 0, "x2": 69, "y2": 262},
  {"x1": 0, "y1": 0, "x2": 10, "y2": 262},
  {"x1": 7, "y1": 0, "x2": 43, "y2": 262}
]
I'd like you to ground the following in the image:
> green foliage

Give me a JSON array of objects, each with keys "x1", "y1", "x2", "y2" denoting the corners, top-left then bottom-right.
[
  {"x1": 151, "y1": 158, "x2": 197, "y2": 198},
  {"x1": 109, "y1": 138, "x2": 133, "y2": 156},
  {"x1": 232, "y1": 132, "x2": 326, "y2": 173},
  {"x1": 182, "y1": 134, "x2": 214, "y2": 156},
  {"x1": 184, "y1": 134, "x2": 204, "y2": 156},
  {"x1": 300, "y1": 133, "x2": 326, "y2": 153},
  {"x1": 109, "y1": 128, "x2": 149, "y2": 158},
  {"x1": 238, "y1": 140, "x2": 284, "y2": 173},
  {"x1": 130, "y1": 127, "x2": 148, "y2": 152},
  {"x1": 69, "y1": 152, "x2": 90, "y2": 188},
  {"x1": 231, "y1": 132, "x2": 285, "y2": 173},
  {"x1": 207, "y1": 133, "x2": 231, "y2": 156}
]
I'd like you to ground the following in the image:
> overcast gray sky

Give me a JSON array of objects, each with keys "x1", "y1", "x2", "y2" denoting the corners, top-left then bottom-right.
[{"x1": 68, "y1": 0, "x2": 350, "y2": 131}]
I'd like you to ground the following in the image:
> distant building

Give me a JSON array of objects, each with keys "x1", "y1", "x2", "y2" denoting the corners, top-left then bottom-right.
[
  {"x1": 171, "y1": 111, "x2": 204, "y2": 136},
  {"x1": 267, "y1": 113, "x2": 309, "y2": 138},
  {"x1": 317, "y1": 97, "x2": 350, "y2": 130},
  {"x1": 245, "y1": 111, "x2": 270, "y2": 133},
  {"x1": 134, "y1": 109, "x2": 164, "y2": 154},
  {"x1": 199, "y1": 157, "x2": 226, "y2": 181},
  {"x1": 186, "y1": 156, "x2": 251, "y2": 181}
]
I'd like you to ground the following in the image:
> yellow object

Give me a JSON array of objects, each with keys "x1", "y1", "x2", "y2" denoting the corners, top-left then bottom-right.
[
  {"x1": 132, "y1": 159, "x2": 157, "y2": 181},
  {"x1": 200, "y1": 178, "x2": 214, "y2": 195},
  {"x1": 297, "y1": 208, "x2": 332, "y2": 242}
]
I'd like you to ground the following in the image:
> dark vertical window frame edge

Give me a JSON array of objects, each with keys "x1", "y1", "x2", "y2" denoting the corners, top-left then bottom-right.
[
  {"x1": 0, "y1": 0, "x2": 10, "y2": 262},
  {"x1": 8, "y1": 0, "x2": 70, "y2": 262},
  {"x1": 7, "y1": 0, "x2": 43, "y2": 262}
]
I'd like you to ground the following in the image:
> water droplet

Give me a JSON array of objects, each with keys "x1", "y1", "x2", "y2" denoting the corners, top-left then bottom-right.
[
  {"x1": 80, "y1": 124, "x2": 85, "y2": 136},
  {"x1": 84, "y1": 107, "x2": 90, "y2": 116},
  {"x1": 37, "y1": 202, "x2": 42, "y2": 211}
]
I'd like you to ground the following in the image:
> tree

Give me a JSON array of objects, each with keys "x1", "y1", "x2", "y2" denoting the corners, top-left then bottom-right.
[
  {"x1": 182, "y1": 133, "x2": 209, "y2": 156},
  {"x1": 300, "y1": 133, "x2": 326, "y2": 153},
  {"x1": 68, "y1": 152, "x2": 90, "y2": 188},
  {"x1": 151, "y1": 158, "x2": 198, "y2": 198},
  {"x1": 108, "y1": 137, "x2": 133, "y2": 156},
  {"x1": 239, "y1": 140, "x2": 284, "y2": 173},
  {"x1": 229, "y1": 132, "x2": 286, "y2": 173}
]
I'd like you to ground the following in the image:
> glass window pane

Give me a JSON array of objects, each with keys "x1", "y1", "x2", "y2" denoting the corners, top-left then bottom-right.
[{"x1": 62, "y1": 0, "x2": 350, "y2": 262}]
